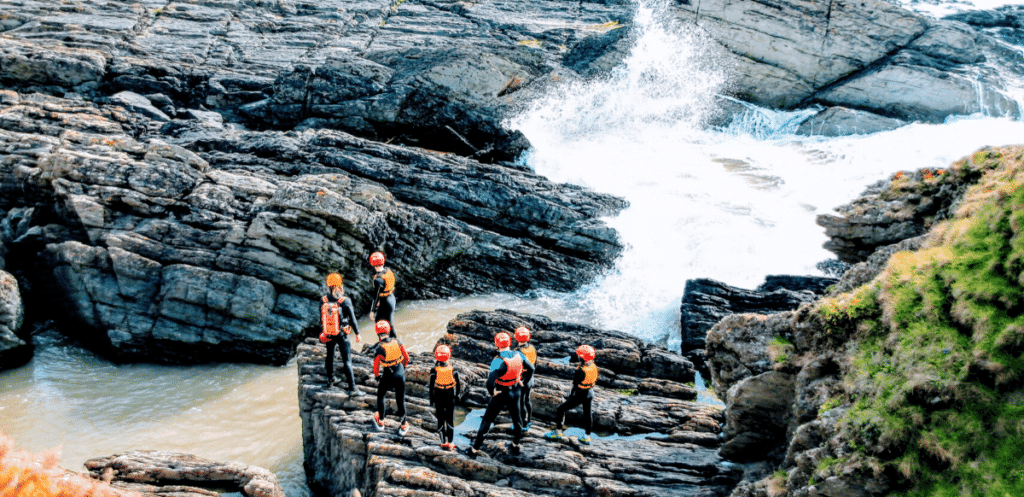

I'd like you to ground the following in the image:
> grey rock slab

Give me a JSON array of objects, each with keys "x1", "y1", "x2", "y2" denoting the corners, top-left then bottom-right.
[{"x1": 795, "y1": 106, "x2": 907, "y2": 137}]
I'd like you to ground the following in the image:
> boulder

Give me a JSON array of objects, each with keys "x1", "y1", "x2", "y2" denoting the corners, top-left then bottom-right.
[
  {"x1": 796, "y1": 107, "x2": 906, "y2": 137},
  {"x1": 719, "y1": 371, "x2": 796, "y2": 462},
  {"x1": 0, "y1": 270, "x2": 30, "y2": 370},
  {"x1": 680, "y1": 276, "x2": 834, "y2": 354},
  {"x1": 85, "y1": 451, "x2": 284, "y2": 497},
  {"x1": 0, "y1": 90, "x2": 623, "y2": 364},
  {"x1": 298, "y1": 311, "x2": 741, "y2": 497}
]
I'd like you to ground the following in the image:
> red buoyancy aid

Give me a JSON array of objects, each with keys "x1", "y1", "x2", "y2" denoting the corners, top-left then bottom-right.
[
  {"x1": 520, "y1": 344, "x2": 537, "y2": 365},
  {"x1": 377, "y1": 270, "x2": 396, "y2": 297},
  {"x1": 496, "y1": 354, "x2": 523, "y2": 387},
  {"x1": 380, "y1": 340, "x2": 404, "y2": 367},
  {"x1": 321, "y1": 296, "x2": 343, "y2": 336},
  {"x1": 434, "y1": 365, "x2": 456, "y2": 389},
  {"x1": 579, "y1": 363, "x2": 599, "y2": 389}
]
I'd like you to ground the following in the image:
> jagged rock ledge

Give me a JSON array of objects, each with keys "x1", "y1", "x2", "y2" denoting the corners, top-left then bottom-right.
[
  {"x1": 298, "y1": 310, "x2": 742, "y2": 497},
  {"x1": 0, "y1": 89, "x2": 623, "y2": 367},
  {"x1": 85, "y1": 451, "x2": 285, "y2": 497}
]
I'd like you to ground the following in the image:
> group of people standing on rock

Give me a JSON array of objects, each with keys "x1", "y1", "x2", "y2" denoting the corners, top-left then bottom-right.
[{"x1": 318, "y1": 251, "x2": 601, "y2": 454}]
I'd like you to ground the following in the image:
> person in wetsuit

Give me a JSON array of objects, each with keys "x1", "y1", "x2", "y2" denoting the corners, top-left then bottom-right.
[
  {"x1": 514, "y1": 326, "x2": 537, "y2": 430},
  {"x1": 429, "y1": 344, "x2": 462, "y2": 451},
  {"x1": 467, "y1": 331, "x2": 535, "y2": 457},
  {"x1": 371, "y1": 320, "x2": 411, "y2": 435},
  {"x1": 319, "y1": 273, "x2": 364, "y2": 396},
  {"x1": 544, "y1": 344, "x2": 599, "y2": 445},
  {"x1": 367, "y1": 251, "x2": 398, "y2": 338}
]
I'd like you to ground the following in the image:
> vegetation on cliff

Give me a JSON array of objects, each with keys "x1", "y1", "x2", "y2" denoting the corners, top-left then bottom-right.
[{"x1": 812, "y1": 146, "x2": 1024, "y2": 496}]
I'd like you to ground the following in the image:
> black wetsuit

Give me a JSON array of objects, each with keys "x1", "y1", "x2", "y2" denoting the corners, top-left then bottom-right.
[
  {"x1": 370, "y1": 268, "x2": 397, "y2": 338},
  {"x1": 554, "y1": 361, "x2": 598, "y2": 435},
  {"x1": 429, "y1": 362, "x2": 462, "y2": 445},
  {"x1": 373, "y1": 336, "x2": 410, "y2": 424},
  {"x1": 322, "y1": 295, "x2": 361, "y2": 391},
  {"x1": 472, "y1": 350, "x2": 536, "y2": 450},
  {"x1": 516, "y1": 343, "x2": 537, "y2": 426}
]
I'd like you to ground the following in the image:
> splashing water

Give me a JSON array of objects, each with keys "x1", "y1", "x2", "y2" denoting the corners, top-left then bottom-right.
[{"x1": 509, "y1": 0, "x2": 1024, "y2": 347}]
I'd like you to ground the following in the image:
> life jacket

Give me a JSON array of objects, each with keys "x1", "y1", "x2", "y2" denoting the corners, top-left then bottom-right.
[
  {"x1": 434, "y1": 365, "x2": 456, "y2": 390},
  {"x1": 519, "y1": 344, "x2": 537, "y2": 365},
  {"x1": 380, "y1": 340, "x2": 404, "y2": 368},
  {"x1": 376, "y1": 269, "x2": 396, "y2": 297},
  {"x1": 579, "y1": 363, "x2": 599, "y2": 389},
  {"x1": 495, "y1": 352, "x2": 523, "y2": 387},
  {"x1": 321, "y1": 296, "x2": 344, "y2": 336}
]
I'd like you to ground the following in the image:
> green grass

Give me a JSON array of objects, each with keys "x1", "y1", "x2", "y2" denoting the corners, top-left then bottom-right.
[{"x1": 813, "y1": 147, "x2": 1024, "y2": 497}]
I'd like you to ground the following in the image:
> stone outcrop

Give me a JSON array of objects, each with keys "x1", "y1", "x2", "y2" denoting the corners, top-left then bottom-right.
[
  {"x1": 299, "y1": 311, "x2": 740, "y2": 497},
  {"x1": 795, "y1": 107, "x2": 906, "y2": 137},
  {"x1": 680, "y1": 276, "x2": 836, "y2": 354},
  {"x1": 672, "y1": 0, "x2": 1022, "y2": 123},
  {"x1": 0, "y1": 0, "x2": 633, "y2": 162},
  {"x1": 85, "y1": 451, "x2": 284, "y2": 497},
  {"x1": 0, "y1": 269, "x2": 29, "y2": 370},
  {"x1": 816, "y1": 148, "x2": 1005, "y2": 263},
  {"x1": 0, "y1": 89, "x2": 623, "y2": 364}
]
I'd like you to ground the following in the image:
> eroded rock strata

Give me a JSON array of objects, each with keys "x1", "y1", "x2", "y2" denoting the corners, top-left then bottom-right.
[
  {"x1": 85, "y1": 451, "x2": 285, "y2": 497},
  {"x1": 299, "y1": 310, "x2": 739, "y2": 496},
  {"x1": 0, "y1": 90, "x2": 624, "y2": 365}
]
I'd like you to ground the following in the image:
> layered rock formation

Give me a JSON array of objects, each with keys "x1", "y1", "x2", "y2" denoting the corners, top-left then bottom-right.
[
  {"x1": 674, "y1": 0, "x2": 1022, "y2": 123},
  {"x1": 0, "y1": 89, "x2": 623, "y2": 364},
  {"x1": 85, "y1": 451, "x2": 285, "y2": 497},
  {"x1": 299, "y1": 310, "x2": 739, "y2": 497}
]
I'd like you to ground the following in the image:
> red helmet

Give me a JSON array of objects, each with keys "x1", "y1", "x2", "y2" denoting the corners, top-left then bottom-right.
[
  {"x1": 435, "y1": 345, "x2": 452, "y2": 362},
  {"x1": 369, "y1": 252, "x2": 386, "y2": 266},
  {"x1": 325, "y1": 273, "x2": 343, "y2": 288},
  {"x1": 375, "y1": 320, "x2": 391, "y2": 335},
  {"x1": 577, "y1": 344, "x2": 596, "y2": 362},
  {"x1": 514, "y1": 326, "x2": 530, "y2": 342},
  {"x1": 494, "y1": 332, "x2": 512, "y2": 349}
]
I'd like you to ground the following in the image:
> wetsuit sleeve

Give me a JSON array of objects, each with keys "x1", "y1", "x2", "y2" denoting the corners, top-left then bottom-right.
[
  {"x1": 486, "y1": 357, "x2": 505, "y2": 396},
  {"x1": 341, "y1": 299, "x2": 359, "y2": 336},
  {"x1": 399, "y1": 341, "x2": 410, "y2": 367},
  {"x1": 369, "y1": 275, "x2": 385, "y2": 313},
  {"x1": 454, "y1": 368, "x2": 462, "y2": 399},
  {"x1": 429, "y1": 368, "x2": 437, "y2": 406},
  {"x1": 569, "y1": 366, "x2": 585, "y2": 395},
  {"x1": 372, "y1": 345, "x2": 382, "y2": 377}
]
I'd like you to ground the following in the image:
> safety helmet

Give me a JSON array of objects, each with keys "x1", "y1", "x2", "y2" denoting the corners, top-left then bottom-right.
[
  {"x1": 577, "y1": 344, "x2": 596, "y2": 362},
  {"x1": 369, "y1": 252, "x2": 386, "y2": 267},
  {"x1": 494, "y1": 332, "x2": 512, "y2": 349},
  {"x1": 435, "y1": 345, "x2": 452, "y2": 362},
  {"x1": 375, "y1": 320, "x2": 392, "y2": 335},
  {"x1": 514, "y1": 326, "x2": 530, "y2": 342},
  {"x1": 325, "y1": 273, "x2": 343, "y2": 288}
]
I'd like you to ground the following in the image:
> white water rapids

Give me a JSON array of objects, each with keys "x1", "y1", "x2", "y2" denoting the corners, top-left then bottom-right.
[{"x1": 3, "y1": 0, "x2": 1024, "y2": 495}]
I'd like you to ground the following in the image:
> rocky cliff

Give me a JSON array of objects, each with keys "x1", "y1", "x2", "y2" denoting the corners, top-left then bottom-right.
[
  {"x1": 298, "y1": 310, "x2": 739, "y2": 497},
  {"x1": 707, "y1": 146, "x2": 1024, "y2": 497}
]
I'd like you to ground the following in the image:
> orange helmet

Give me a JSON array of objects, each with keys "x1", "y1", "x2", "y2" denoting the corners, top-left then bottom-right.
[
  {"x1": 494, "y1": 332, "x2": 512, "y2": 349},
  {"x1": 514, "y1": 326, "x2": 530, "y2": 342},
  {"x1": 369, "y1": 252, "x2": 386, "y2": 266},
  {"x1": 577, "y1": 344, "x2": 596, "y2": 362},
  {"x1": 325, "y1": 273, "x2": 343, "y2": 288},
  {"x1": 375, "y1": 320, "x2": 392, "y2": 335},
  {"x1": 435, "y1": 345, "x2": 452, "y2": 362}
]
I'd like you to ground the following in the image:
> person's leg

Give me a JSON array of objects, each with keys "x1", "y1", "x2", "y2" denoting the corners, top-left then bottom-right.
[
  {"x1": 521, "y1": 383, "x2": 533, "y2": 426},
  {"x1": 582, "y1": 395, "x2": 594, "y2": 435},
  {"x1": 394, "y1": 369, "x2": 407, "y2": 425},
  {"x1": 507, "y1": 388, "x2": 523, "y2": 446},
  {"x1": 376, "y1": 373, "x2": 389, "y2": 420},
  {"x1": 324, "y1": 340, "x2": 336, "y2": 385},
  {"x1": 338, "y1": 337, "x2": 357, "y2": 391},
  {"x1": 380, "y1": 296, "x2": 397, "y2": 338},
  {"x1": 472, "y1": 394, "x2": 506, "y2": 450}
]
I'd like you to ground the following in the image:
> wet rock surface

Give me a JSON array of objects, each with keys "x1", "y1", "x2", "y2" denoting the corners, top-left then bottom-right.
[
  {"x1": 679, "y1": 276, "x2": 835, "y2": 355},
  {"x1": 0, "y1": 269, "x2": 30, "y2": 370},
  {"x1": 671, "y1": 0, "x2": 1022, "y2": 122},
  {"x1": 795, "y1": 107, "x2": 906, "y2": 137},
  {"x1": 0, "y1": 89, "x2": 623, "y2": 364},
  {"x1": 85, "y1": 451, "x2": 285, "y2": 497},
  {"x1": 299, "y1": 310, "x2": 740, "y2": 497}
]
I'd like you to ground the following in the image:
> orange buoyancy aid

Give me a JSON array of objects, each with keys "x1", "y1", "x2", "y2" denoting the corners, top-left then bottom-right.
[
  {"x1": 520, "y1": 345, "x2": 537, "y2": 365},
  {"x1": 380, "y1": 340, "x2": 403, "y2": 367},
  {"x1": 434, "y1": 365, "x2": 456, "y2": 389},
  {"x1": 579, "y1": 363, "x2": 599, "y2": 389},
  {"x1": 377, "y1": 270, "x2": 396, "y2": 297},
  {"x1": 495, "y1": 354, "x2": 523, "y2": 387},
  {"x1": 321, "y1": 296, "x2": 342, "y2": 336}
]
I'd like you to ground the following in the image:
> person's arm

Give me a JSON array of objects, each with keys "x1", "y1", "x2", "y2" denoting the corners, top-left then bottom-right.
[
  {"x1": 429, "y1": 368, "x2": 437, "y2": 406},
  {"x1": 486, "y1": 358, "x2": 504, "y2": 396},
  {"x1": 570, "y1": 366, "x2": 586, "y2": 395},
  {"x1": 453, "y1": 368, "x2": 462, "y2": 399},
  {"x1": 372, "y1": 346, "x2": 382, "y2": 377},
  {"x1": 521, "y1": 351, "x2": 535, "y2": 384},
  {"x1": 340, "y1": 299, "x2": 360, "y2": 342},
  {"x1": 368, "y1": 274, "x2": 384, "y2": 317}
]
